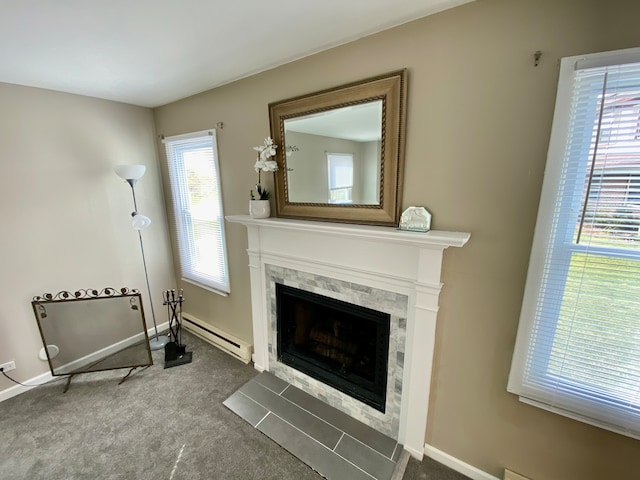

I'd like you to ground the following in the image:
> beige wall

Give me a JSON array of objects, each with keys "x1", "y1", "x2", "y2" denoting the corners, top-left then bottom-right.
[
  {"x1": 153, "y1": 0, "x2": 640, "y2": 478},
  {"x1": 0, "y1": 83, "x2": 175, "y2": 390}
]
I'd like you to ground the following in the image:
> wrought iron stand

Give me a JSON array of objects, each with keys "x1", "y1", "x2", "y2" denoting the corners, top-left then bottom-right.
[{"x1": 162, "y1": 289, "x2": 192, "y2": 368}]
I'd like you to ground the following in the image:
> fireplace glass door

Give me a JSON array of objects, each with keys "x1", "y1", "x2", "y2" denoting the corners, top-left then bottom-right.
[{"x1": 276, "y1": 283, "x2": 390, "y2": 412}]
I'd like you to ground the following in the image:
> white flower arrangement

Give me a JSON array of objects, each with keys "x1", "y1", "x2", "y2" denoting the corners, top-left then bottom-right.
[{"x1": 251, "y1": 136, "x2": 279, "y2": 200}]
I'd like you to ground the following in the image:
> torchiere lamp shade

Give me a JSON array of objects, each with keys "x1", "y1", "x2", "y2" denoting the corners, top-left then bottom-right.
[{"x1": 114, "y1": 164, "x2": 146, "y2": 181}]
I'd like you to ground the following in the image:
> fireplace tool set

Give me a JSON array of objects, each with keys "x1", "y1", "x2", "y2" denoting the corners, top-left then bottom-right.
[{"x1": 162, "y1": 289, "x2": 192, "y2": 368}]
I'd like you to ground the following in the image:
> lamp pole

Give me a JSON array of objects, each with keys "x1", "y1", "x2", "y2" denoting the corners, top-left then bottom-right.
[
  {"x1": 115, "y1": 165, "x2": 169, "y2": 351},
  {"x1": 135, "y1": 225, "x2": 167, "y2": 350}
]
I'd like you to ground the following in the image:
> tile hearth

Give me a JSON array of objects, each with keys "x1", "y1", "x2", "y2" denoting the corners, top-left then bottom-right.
[{"x1": 224, "y1": 372, "x2": 405, "y2": 480}]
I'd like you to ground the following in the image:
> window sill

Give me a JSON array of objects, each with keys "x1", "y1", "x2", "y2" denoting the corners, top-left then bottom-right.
[{"x1": 181, "y1": 278, "x2": 229, "y2": 297}]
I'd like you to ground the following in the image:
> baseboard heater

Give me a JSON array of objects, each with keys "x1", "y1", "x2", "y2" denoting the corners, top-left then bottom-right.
[{"x1": 181, "y1": 313, "x2": 252, "y2": 364}]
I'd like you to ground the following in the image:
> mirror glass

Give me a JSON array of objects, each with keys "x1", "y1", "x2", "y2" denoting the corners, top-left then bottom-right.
[
  {"x1": 270, "y1": 70, "x2": 407, "y2": 226},
  {"x1": 284, "y1": 100, "x2": 382, "y2": 205}
]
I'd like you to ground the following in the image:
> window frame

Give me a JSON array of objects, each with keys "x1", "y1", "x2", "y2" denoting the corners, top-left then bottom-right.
[
  {"x1": 508, "y1": 47, "x2": 640, "y2": 439},
  {"x1": 163, "y1": 129, "x2": 230, "y2": 296}
]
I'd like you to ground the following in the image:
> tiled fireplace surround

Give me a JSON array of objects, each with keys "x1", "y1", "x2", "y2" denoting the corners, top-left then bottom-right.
[
  {"x1": 266, "y1": 264, "x2": 407, "y2": 438},
  {"x1": 227, "y1": 215, "x2": 469, "y2": 459}
]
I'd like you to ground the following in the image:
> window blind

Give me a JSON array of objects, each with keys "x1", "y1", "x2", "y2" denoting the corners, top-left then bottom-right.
[
  {"x1": 164, "y1": 130, "x2": 230, "y2": 294},
  {"x1": 508, "y1": 48, "x2": 640, "y2": 438}
]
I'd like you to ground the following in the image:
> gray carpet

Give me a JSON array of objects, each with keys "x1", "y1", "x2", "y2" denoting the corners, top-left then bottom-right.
[{"x1": 0, "y1": 331, "x2": 468, "y2": 479}]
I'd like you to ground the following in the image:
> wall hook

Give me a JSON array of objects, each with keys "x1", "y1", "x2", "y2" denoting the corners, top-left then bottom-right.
[{"x1": 534, "y1": 50, "x2": 542, "y2": 67}]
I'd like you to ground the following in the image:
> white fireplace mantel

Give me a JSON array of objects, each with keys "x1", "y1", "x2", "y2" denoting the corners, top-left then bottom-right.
[{"x1": 226, "y1": 215, "x2": 470, "y2": 459}]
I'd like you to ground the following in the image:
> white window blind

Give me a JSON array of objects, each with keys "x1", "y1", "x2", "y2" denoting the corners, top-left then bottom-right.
[
  {"x1": 508, "y1": 48, "x2": 640, "y2": 439},
  {"x1": 164, "y1": 130, "x2": 230, "y2": 294}
]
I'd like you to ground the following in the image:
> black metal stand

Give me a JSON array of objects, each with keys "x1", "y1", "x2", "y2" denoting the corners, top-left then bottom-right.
[
  {"x1": 63, "y1": 374, "x2": 74, "y2": 393},
  {"x1": 162, "y1": 289, "x2": 192, "y2": 369},
  {"x1": 62, "y1": 365, "x2": 148, "y2": 393}
]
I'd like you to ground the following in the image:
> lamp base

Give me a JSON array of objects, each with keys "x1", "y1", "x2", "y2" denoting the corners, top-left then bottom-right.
[{"x1": 149, "y1": 335, "x2": 170, "y2": 351}]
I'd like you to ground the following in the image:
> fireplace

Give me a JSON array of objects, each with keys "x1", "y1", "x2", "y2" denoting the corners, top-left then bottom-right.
[
  {"x1": 266, "y1": 264, "x2": 407, "y2": 437},
  {"x1": 226, "y1": 215, "x2": 469, "y2": 458},
  {"x1": 276, "y1": 283, "x2": 390, "y2": 412}
]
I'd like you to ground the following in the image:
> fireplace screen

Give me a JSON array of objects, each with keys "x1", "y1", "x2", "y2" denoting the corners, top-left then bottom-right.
[
  {"x1": 276, "y1": 283, "x2": 390, "y2": 412},
  {"x1": 31, "y1": 288, "x2": 152, "y2": 381}
]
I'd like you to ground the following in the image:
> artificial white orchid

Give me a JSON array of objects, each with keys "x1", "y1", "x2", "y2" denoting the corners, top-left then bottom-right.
[
  {"x1": 251, "y1": 136, "x2": 279, "y2": 200},
  {"x1": 253, "y1": 136, "x2": 277, "y2": 160},
  {"x1": 253, "y1": 158, "x2": 278, "y2": 174}
]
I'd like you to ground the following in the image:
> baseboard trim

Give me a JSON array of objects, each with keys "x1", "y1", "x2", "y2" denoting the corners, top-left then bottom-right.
[
  {"x1": 56, "y1": 326, "x2": 160, "y2": 375},
  {"x1": 0, "y1": 371, "x2": 53, "y2": 403},
  {"x1": 252, "y1": 356, "x2": 266, "y2": 372},
  {"x1": 404, "y1": 444, "x2": 425, "y2": 460},
  {"x1": 151, "y1": 321, "x2": 170, "y2": 340},
  {"x1": 424, "y1": 444, "x2": 500, "y2": 480},
  {"x1": 0, "y1": 321, "x2": 169, "y2": 403}
]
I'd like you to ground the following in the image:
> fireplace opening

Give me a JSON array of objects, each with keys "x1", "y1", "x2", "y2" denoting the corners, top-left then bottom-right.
[{"x1": 276, "y1": 283, "x2": 390, "y2": 412}]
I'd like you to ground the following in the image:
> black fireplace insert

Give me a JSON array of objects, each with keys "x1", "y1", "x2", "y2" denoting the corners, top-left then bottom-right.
[{"x1": 276, "y1": 283, "x2": 390, "y2": 412}]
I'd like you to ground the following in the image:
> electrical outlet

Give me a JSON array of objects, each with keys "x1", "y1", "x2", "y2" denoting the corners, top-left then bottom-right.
[{"x1": 0, "y1": 360, "x2": 16, "y2": 372}]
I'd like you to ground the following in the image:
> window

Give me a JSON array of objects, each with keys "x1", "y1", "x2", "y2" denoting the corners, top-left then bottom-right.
[
  {"x1": 163, "y1": 130, "x2": 229, "y2": 294},
  {"x1": 327, "y1": 153, "x2": 353, "y2": 203},
  {"x1": 508, "y1": 48, "x2": 640, "y2": 439}
]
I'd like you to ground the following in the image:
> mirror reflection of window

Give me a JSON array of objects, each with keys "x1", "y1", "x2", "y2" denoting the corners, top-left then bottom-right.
[
  {"x1": 282, "y1": 100, "x2": 382, "y2": 205},
  {"x1": 327, "y1": 153, "x2": 354, "y2": 204}
]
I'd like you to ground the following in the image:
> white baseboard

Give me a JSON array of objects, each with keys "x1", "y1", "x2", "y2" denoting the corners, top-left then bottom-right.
[
  {"x1": 56, "y1": 326, "x2": 158, "y2": 375},
  {"x1": 0, "y1": 371, "x2": 53, "y2": 403},
  {"x1": 252, "y1": 356, "x2": 266, "y2": 372},
  {"x1": 151, "y1": 321, "x2": 170, "y2": 338},
  {"x1": 0, "y1": 321, "x2": 168, "y2": 403},
  {"x1": 425, "y1": 444, "x2": 501, "y2": 480},
  {"x1": 404, "y1": 444, "x2": 425, "y2": 460}
]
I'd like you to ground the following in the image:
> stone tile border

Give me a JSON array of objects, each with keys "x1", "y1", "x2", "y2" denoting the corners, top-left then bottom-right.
[{"x1": 265, "y1": 264, "x2": 408, "y2": 438}]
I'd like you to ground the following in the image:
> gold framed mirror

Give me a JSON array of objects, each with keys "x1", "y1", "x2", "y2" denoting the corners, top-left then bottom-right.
[{"x1": 269, "y1": 70, "x2": 407, "y2": 226}]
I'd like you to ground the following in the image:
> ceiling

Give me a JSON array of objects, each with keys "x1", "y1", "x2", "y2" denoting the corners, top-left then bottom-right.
[
  {"x1": 287, "y1": 101, "x2": 382, "y2": 142},
  {"x1": 0, "y1": 0, "x2": 473, "y2": 108}
]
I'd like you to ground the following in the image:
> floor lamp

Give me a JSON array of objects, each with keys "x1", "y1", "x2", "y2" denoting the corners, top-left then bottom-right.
[{"x1": 114, "y1": 164, "x2": 169, "y2": 351}]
